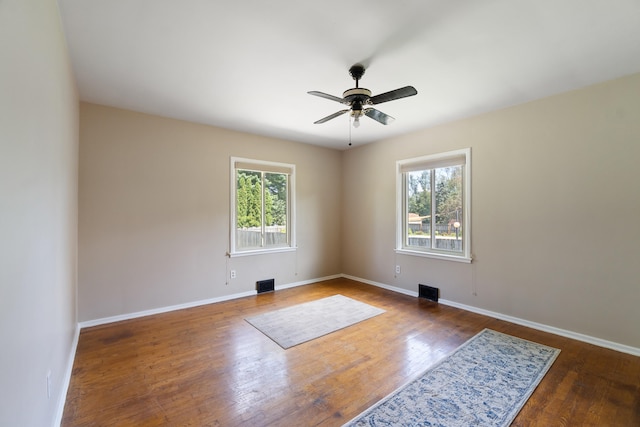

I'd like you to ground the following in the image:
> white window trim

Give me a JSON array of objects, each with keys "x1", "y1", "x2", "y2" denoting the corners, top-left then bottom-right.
[
  {"x1": 229, "y1": 157, "x2": 296, "y2": 257},
  {"x1": 395, "y1": 148, "x2": 472, "y2": 263}
]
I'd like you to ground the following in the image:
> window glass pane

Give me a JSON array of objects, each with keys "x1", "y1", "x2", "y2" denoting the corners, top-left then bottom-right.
[
  {"x1": 236, "y1": 170, "x2": 262, "y2": 249},
  {"x1": 265, "y1": 172, "x2": 288, "y2": 247},
  {"x1": 434, "y1": 165, "x2": 463, "y2": 253},
  {"x1": 406, "y1": 170, "x2": 431, "y2": 249}
]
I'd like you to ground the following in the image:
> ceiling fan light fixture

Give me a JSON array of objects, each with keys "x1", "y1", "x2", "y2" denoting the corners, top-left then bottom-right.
[{"x1": 351, "y1": 104, "x2": 363, "y2": 128}]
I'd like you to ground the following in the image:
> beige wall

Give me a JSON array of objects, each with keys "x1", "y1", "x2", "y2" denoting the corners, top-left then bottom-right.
[
  {"x1": 79, "y1": 74, "x2": 640, "y2": 351},
  {"x1": 0, "y1": 0, "x2": 79, "y2": 426},
  {"x1": 342, "y1": 73, "x2": 640, "y2": 349},
  {"x1": 78, "y1": 103, "x2": 342, "y2": 321}
]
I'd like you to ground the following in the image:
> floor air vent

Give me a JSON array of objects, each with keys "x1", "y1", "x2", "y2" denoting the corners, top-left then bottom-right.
[
  {"x1": 419, "y1": 284, "x2": 439, "y2": 302},
  {"x1": 257, "y1": 279, "x2": 275, "y2": 294}
]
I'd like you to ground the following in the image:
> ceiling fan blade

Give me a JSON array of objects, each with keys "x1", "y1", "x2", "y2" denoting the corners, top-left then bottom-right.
[
  {"x1": 308, "y1": 91, "x2": 344, "y2": 103},
  {"x1": 368, "y1": 86, "x2": 417, "y2": 105},
  {"x1": 314, "y1": 109, "x2": 350, "y2": 124},
  {"x1": 364, "y1": 108, "x2": 396, "y2": 125}
]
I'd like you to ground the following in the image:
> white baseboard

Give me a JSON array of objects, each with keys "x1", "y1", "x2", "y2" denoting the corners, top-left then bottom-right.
[
  {"x1": 78, "y1": 274, "x2": 344, "y2": 329},
  {"x1": 342, "y1": 274, "x2": 419, "y2": 298},
  {"x1": 79, "y1": 290, "x2": 257, "y2": 329},
  {"x1": 344, "y1": 274, "x2": 640, "y2": 357},
  {"x1": 438, "y1": 298, "x2": 640, "y2": 357},
  {"x1": 276, "y1": 274, "x2": 342, "y2": 291},
  {"x1": 53, "y1": 323, "x2": 80, "y2": 427}
]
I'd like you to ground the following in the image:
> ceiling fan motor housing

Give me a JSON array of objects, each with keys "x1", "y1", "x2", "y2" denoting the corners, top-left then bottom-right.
[{"x1": 343, "y1": 88, "x2": 371, "y2": 112}]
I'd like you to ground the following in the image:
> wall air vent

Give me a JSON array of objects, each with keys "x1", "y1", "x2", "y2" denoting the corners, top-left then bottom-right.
[
  {"x1": 257, "y1": 279, "x2": 275, "y2": 294},
  {"x1": 418, "y1": 284, "x2": 439, "y2": 302}
]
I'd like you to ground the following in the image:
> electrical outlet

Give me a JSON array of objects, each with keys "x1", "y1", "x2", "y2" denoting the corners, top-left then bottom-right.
[
  {"x1": 46, "y1": 371, "x2": 51, "y2": 399},
  {"x1": 230, "y1": 270, "x2": 236, "y2": 279},
  {"x1": 395, "y1": 265, "x2": 401, "y2": 274}
]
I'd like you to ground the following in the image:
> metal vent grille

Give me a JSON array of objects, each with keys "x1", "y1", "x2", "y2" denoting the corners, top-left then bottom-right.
[
  {"x1": 418, "y1": 284, "x2": 439, "y2": 302},
  {"x1": 257, "y1": 279, "x2": 275, "y2": 294}
]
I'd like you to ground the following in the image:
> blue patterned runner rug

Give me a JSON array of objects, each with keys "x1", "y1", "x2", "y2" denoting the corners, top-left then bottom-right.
[{"x1": 343, "y1": 329, "x2": 560, "y2": 427}]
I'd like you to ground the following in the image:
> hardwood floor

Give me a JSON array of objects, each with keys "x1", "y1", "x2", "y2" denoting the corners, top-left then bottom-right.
[{"x1": 62, "y1": 278, "x2": 639, "y2": 426}]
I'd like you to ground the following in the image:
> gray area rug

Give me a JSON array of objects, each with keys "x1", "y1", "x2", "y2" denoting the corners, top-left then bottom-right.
[
  {"x1": 245, "y1": 294, "x2": 385, "y2": 349},
  {"x1": 344, "y1": 329, "x2": 560, "y2": 427}
]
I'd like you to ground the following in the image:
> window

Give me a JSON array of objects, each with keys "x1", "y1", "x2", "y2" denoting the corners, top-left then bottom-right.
[
  {"x1": 396, "y1": 148, "x2": 471, "y2": 262},
  {"x1": 230, "y1": 157, "x2": 295, "y2": 255}
]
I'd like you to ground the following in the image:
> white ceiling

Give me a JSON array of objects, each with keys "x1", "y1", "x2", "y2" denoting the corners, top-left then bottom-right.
[{"x1": 58, "y1": 0, "x2": 640, "y2": 150}]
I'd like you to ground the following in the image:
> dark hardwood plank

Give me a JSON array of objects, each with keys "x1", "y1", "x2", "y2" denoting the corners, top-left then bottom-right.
[{"x1": 62, "y1": 278, "x2": 640, "y2": 426}]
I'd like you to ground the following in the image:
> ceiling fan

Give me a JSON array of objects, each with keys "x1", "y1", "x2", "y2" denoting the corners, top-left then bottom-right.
[{"x1": 308, "y1": 64, "x2": 417, "y2": 127}]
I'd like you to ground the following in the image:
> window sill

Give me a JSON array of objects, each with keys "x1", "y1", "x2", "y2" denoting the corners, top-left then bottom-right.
[
  {"x1": 395, "y1": 248, "x2": 472, "y2": 263},
  {"x1": 229, "y1": 246, "x2": 297, "y2": 258}
]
